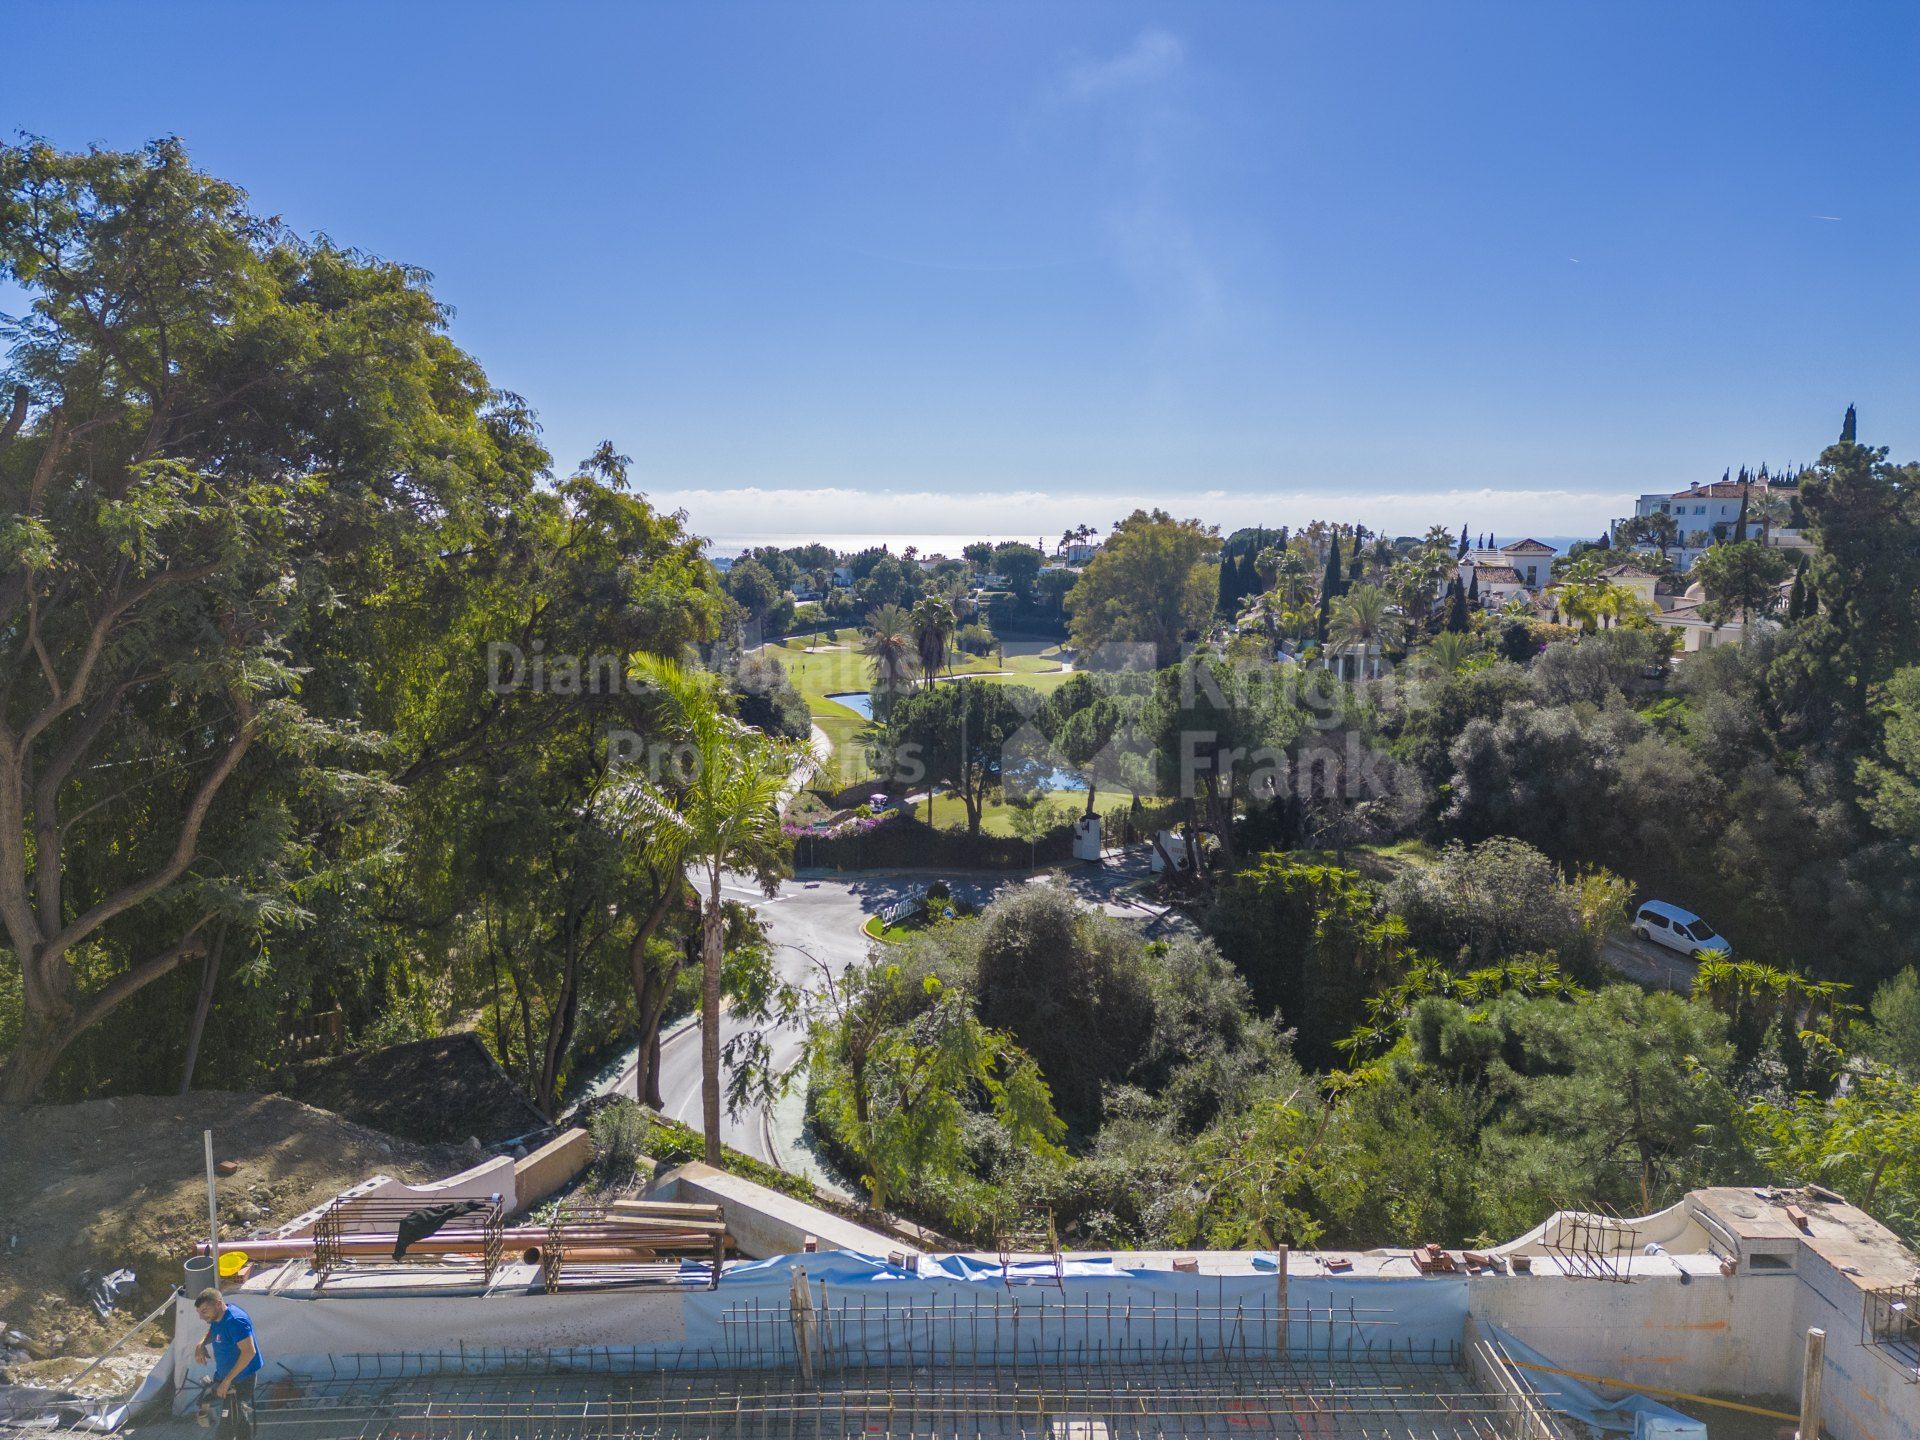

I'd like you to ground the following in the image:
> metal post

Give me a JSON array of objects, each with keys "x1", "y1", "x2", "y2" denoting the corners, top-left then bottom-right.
[
  {"x1": 789, "y1": 1267, "x2": 816, "y2": 1390},
  {"x1": 202, "y1": 1130, "x2": 219, "y2": 1275},
  {"x1": 1799, "y1": 1327, "x2": 1825, "y2": 1440},
  {"x1": 1276, "y1": 1244, "x2": 1290, "y2": 1359}
]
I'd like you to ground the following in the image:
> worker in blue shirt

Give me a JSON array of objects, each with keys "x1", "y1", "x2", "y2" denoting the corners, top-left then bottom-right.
[{"x1": 193, "y1": 1288, "x2": 262, "y2": 1440}]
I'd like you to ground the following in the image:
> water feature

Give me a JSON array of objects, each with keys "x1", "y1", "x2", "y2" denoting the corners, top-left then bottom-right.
[{"x1": 825, "y1": 691, "x2": 875, "y2": 720}]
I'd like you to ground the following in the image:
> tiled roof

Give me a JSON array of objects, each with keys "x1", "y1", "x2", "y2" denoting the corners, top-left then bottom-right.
[
  {"x1": 1474, "y1": 565, "x2": 1525, "y2": 584},
  {"x1": 1601, "y1": 564, "x2": 1658, "y2": 579},
  {"x1": 1500, "y1": 539, "x2": 1556, "y2": 554},
  {"x1": 1668, "y1": 482, "x2": 1758, "y2": 500}
]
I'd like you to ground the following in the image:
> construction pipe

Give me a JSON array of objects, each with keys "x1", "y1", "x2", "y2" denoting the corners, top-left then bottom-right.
[
  {"x1": 520, "y1": 1246, "x2": 690, "y2": 1265},
  {"x1": 195, "y1": 1226, "x2": 720, "y2": 1262}
]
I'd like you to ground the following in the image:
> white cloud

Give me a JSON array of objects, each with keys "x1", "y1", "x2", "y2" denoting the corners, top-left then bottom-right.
[
  {"x1": 653, "y1": 484, "x2": 1627, "y2": 550},
  {"x1": 1060, "y1": 29, "x2": 1185, "y2": 102}
]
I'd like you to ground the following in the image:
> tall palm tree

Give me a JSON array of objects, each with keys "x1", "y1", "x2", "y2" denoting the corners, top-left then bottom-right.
[
  {"x1": 627, "y1": 655, "x2": 810, "y2": 1166},
  {"x1": 909, "y1": 594, "x2": 957, "y2": 689},
  {"x1": 1327, "y1": 583, "x2": 1403, "y2": 678},
  {"x1": 860, "y1": 603, "x2": 915, "y2": 700}
]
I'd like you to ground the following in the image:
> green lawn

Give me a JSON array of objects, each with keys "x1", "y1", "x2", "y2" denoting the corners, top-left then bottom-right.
[
  {"x1": 762, "y1": 635, "x2": 1075, "y2": 787},
  {"x1": 862, "y1": 913, "x2": 928, "y2": 943},
  {"x1": 917, "y1": 788, "x2": 1089, "y2": 836}
]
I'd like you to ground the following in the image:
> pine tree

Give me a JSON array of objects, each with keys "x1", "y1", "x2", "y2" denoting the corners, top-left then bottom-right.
[{"x1": 1317, "y1": 532, "x2": 1344, "y2": 641}]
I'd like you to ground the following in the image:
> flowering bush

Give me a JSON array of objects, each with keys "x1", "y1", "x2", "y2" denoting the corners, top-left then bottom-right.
[{"x1": 784, "y1": 807, "x2": 900, "y2": 840}]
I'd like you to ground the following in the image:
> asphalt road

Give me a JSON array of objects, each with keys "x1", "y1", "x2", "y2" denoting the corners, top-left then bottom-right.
[
  {"x1": 632, "y1": 857, "x2": 1184, "y2": 1192},
  {"x1": 1599, "y1": 930, "x2": 1701, "y2": 992}
]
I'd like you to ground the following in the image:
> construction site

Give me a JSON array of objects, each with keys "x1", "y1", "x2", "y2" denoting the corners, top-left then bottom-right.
[{"x1": 32, "y1": 1123, "x2": 1913, "y2": 1440}]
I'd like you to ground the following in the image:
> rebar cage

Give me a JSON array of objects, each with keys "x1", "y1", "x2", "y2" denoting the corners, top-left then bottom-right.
[
  {"x1": 1862, "y1": 1280, "x2": 1920, "y2": 1376},
  {"x1": 310, "y1": 1193, "x2": 507, "y2": 1288},
  {"x1": 253, "y1": 1288, "x2": 1577, "y2": 1440},
  {"x1": 537, "y1": 1201, "x2": 730, "y2": 1294}
]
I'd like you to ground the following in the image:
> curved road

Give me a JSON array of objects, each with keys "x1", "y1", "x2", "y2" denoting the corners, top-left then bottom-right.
[{"x1": 629, "y1": 858, "x2": 1179, "y2": 1193}]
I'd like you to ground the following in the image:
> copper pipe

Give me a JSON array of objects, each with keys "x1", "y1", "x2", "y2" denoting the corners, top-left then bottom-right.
[{"x1": 197, "y1": 1226, "x2": 719, "y2": 1262}]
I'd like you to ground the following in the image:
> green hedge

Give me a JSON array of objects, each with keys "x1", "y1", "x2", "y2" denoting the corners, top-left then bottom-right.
[{"x1": 788, "y1": 814, "x2": 1076, "y2": 871}]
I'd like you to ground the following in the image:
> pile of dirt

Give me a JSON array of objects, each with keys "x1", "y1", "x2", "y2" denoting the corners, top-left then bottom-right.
[
  {"x1": 279, "y1": 1033, "x2": 549, "y2": 1146},
  {"x1": 0, "y1": 1092, "x2": 468, "y2": 1375}
]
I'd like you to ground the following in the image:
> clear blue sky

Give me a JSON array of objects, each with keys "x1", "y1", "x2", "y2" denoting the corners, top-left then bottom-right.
[{"x1": 8, "y1": 2, "x2": 1918, "y2": 541}]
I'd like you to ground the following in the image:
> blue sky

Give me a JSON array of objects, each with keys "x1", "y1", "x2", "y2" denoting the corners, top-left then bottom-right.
[{"x1": 7, "y1": 2, "x2": 1918, "y2": 541}]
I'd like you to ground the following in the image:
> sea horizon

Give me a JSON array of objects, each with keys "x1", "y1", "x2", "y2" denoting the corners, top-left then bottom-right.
[{"x1": 701, "y1": 530, "x2": 1602, "y2": 559}]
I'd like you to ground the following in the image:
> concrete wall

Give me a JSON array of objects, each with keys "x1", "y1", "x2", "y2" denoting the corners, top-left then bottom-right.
[
  {"x1": 512, "y1": 1128, "x2": 591, "y2": 1215},
  {"x1": 650, "y1": 1163, "x2": 912, "y2": 1260},
  {"x1": 269, "y1": 1156, "x2": 519, "y2": 1238},
  {"x1": 1469, "y1": 1259, "x2": 1795, "y2": 1403}
]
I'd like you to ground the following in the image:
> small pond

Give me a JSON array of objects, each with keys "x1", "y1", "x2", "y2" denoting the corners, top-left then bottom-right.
[{"x1": 825, "y1": 691, "x2": 875, "y2": 720}]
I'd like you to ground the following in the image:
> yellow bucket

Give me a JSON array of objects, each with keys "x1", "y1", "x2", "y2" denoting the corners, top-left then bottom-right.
[{"x1": 217, "y1": 1250, "x2": 249, "y2": 1279}]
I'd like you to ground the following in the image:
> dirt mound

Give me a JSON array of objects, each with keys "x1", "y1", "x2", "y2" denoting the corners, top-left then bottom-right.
[
  {"x1": 0, "y1": 1092, "x2": 466, "y2": 1371},
  {"x1": 280, "y1": 1034, "x2": 549, "y2": 1145}
]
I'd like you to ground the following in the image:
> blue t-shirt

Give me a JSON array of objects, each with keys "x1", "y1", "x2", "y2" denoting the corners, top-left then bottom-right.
[{"x1": 207, "y1": 1304, "x2": 262, "y2": 1379}]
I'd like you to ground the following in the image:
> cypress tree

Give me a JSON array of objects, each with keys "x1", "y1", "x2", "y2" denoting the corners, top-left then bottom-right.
[
  {"x1": 1317, "y1": 532, "x2": 1343, "y2": 641},
  {"x1": 1457, "y1": 524, "x2": 1469, "y2": 557},
  {"x1": 1786, "y1": 573, "x2": 1806, "y2": 622},
  {"x1": 1841, "y1": 403, "x2": 1857, "y2": 444},
  {"x1": 1467, "y1": 568, "x2": 1480, "y2": 604},
  {"x1": 1446, "y1": 586, "x2": 1470, "y2": 633},
  {"x1": 1734, "y1": 485, "x2": 1750, "y2": 542}
]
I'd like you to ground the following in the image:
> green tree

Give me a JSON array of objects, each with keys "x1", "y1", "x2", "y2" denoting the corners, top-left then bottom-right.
[
  {"x1": 860, "y1": 603, "x2": 915, "y2": 706},
  {"x1": 971, "y1": 884, "x2": 1156, "y2": 1130},
  {"x1": 1208, "y1": 855, "x2": 1406, "y2": 1068},
  {"x1": 879, "y1": 681, "x2": 1029, "y2": 836},
  {"x1": 1787, "y1": 415, "x2": 1920, "y2": 728},
  {"x1": 0, "y1": 139, "x2": 549, "y2": 1101},
  {"x1": 1326, "y1": 583, "x2": 1403, "y2": 677},
  {"x1": 1691, "y1": 539, "x2": 1790, "y2": 634},
  {"x1": 1858, "y1": 967, "x2": 1920, "y2": 1077},
  {"x1": 1858, "y1": 666, "x2": 1920, "y2": 847},
  {"x1": 627, "y1": 656, "x2": 807, "y2": 1165},
  {"x1": 726, "y1": 556, "x2": 791, "y2": 634},
  {"x1": 1747, "y1": 1073, "x2": 1920, "y2": 1243},
  {"x1": 807, "y1": 958, "x2": 1062, "y2": 1211},
  {"x1": 908, "y1": 594, "x2": 957, "y2": 690},
  {"x1": 1065, "y1": 510, "x2": 1218, "y2": 668},
  {"x1": 991, "y1": 543, "x2": 1044, "y2": 601}
]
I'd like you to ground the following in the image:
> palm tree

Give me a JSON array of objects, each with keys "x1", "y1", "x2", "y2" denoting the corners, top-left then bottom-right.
[
  {"x1": 909, "y1": 594, "x2": 957, "y2": 689},
  {"x1": 627, "y1": 655, "x2": 811, "y2": 1166},
  {"x1": 860, "y1": 604, "x2": 915, "y2": 701},
  {"x1": 1423, "y1": 630, "x2": 1476, "y2": 676},
  {"x1": 1327, "y1": 583, "x2": 1403, "y2": 678}
]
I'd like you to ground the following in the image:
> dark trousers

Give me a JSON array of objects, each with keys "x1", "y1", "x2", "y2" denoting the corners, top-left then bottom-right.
[{"x1": 212, "y1": 1374, "x2": 255, "y2": 1440}]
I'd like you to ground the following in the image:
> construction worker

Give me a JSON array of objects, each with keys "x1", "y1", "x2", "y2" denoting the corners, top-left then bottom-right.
[{"x1": 192, "y1": 1288, "x2": 262, "y2": 1440}]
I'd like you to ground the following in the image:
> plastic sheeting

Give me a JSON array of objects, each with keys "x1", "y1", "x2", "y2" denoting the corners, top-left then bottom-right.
[
  {"x1": 1485, "y1": 1325, "x2": 1707, "y2": 1439},
  {"x1": 181, "y1": 1251, "x2": 1473, "y2": 1395}
]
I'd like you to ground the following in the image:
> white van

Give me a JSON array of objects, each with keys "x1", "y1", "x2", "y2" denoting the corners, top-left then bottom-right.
[{"x1": 1631, "y1": 900, "x2": 1731, "y2": 960}]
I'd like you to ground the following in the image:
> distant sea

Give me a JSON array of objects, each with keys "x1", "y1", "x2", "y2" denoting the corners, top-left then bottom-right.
[
  {"x1": 703, "y1": 531, "x2": 1600, "y2": 560},
  {"x1": 705, "y1": 533, "x2": 1054, "y2": 560}
]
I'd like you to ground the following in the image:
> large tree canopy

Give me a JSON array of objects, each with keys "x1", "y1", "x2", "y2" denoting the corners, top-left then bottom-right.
[
  {"x1": 1065, "y1": 510, "x2": 1218, "y2": 669},
  {"x1": 0, "y1": 139, "x2": 561, "y2": 1099}
]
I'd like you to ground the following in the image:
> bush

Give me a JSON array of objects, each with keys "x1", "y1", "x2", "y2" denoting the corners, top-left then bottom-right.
[
  {"x1": 955, "y1": 622, "x2": 996, "y2": 657},
  {"x1": 590, "y1": 1097, "x2": 648, "y2": 1176}
]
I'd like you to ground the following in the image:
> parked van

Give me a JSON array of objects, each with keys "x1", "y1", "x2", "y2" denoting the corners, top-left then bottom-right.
[{"x1": 1631, "y1": 900, "x2": 1731, "y2": 960}]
